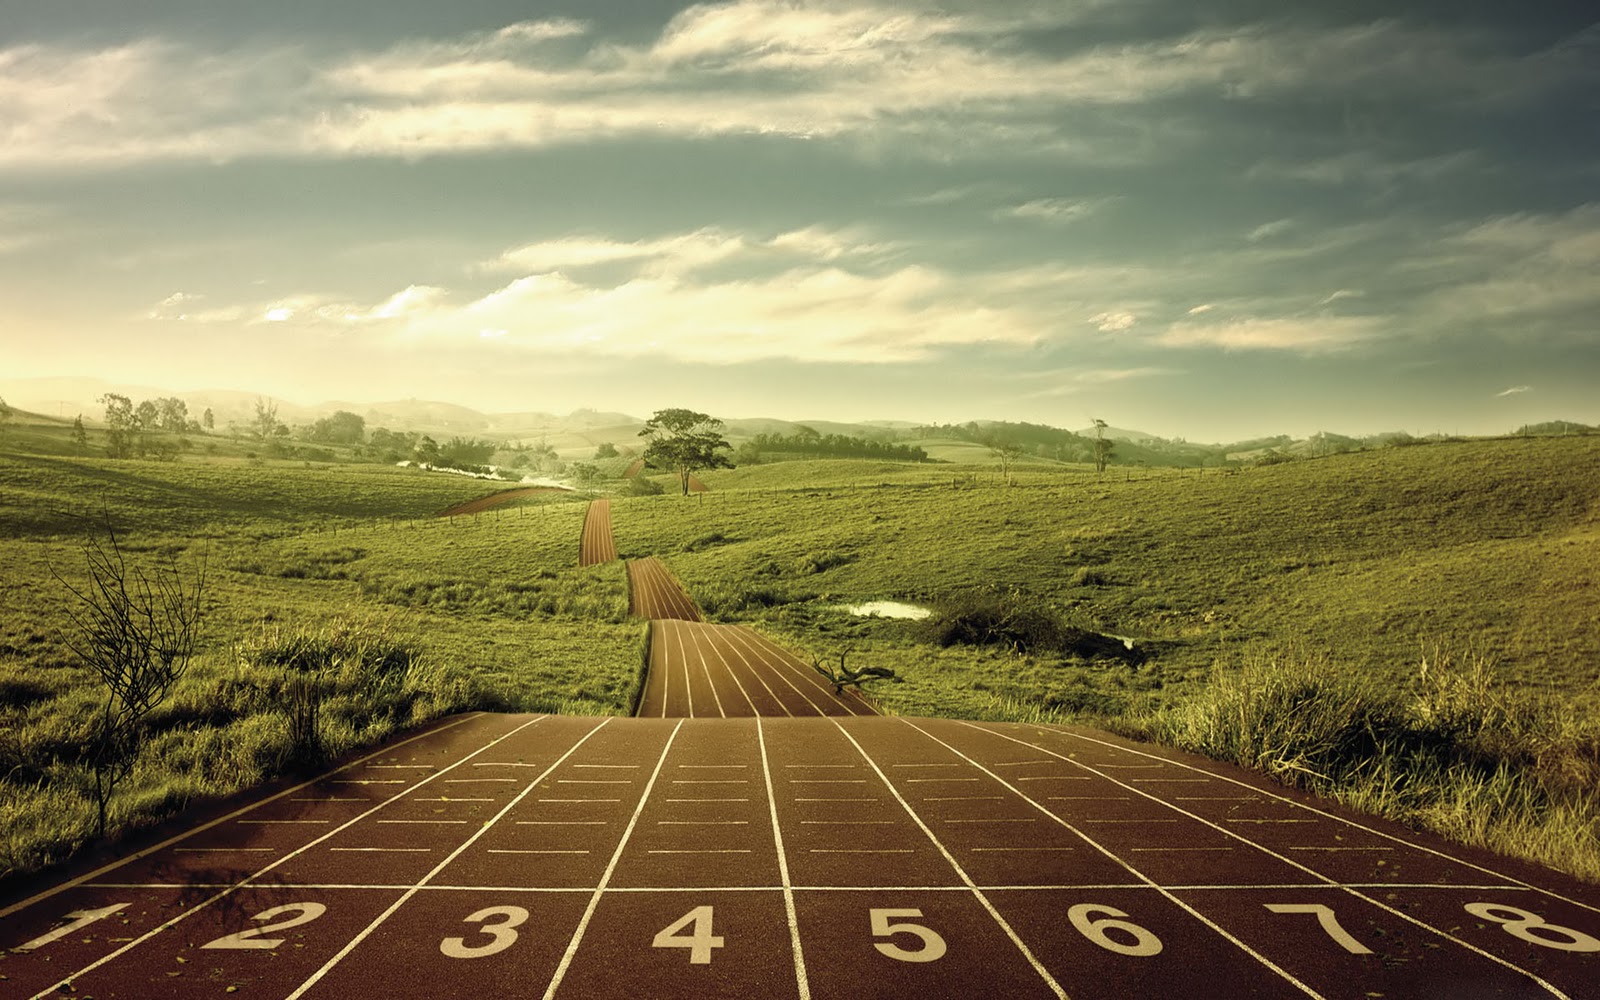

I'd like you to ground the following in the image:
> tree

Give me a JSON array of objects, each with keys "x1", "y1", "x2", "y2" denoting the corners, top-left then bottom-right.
[
  {"x1": 639, "y1": 408, "x2": 734, "y2": 496},
  {"x1": 71, "y1": 414, "x2": 88, "y2": 452},
  {"x1": 100, "y1": 394, "x2": 135, "y2": 458},
  {"x1": 156, "y1": 397, "x2": 188, "y2": 433},
  {"x1": 986, "y1": 436, "x2": 1025, "y2": 483},
  {"x1": 308, "y1": 410, "x2": 365, "y2": 446},
  {"x1": 413, "y1": 435, "x2": 440, "y2": 465},
  {"x1": 55, "y1": 524, "x2": 205, "y2": 837},
  {"x1": 0, "y1": 395, "x2": 10, "y2": 439},
  {"x1": 594, "y1": 441, "x2": 619, "y2": 459},
  {"x1": 252, "y1": 397, "x2": 282, "y2": 440},
  {"x1": 202, "y1": 407, "x2": 214, "y2": 431},
  {"x1": 1091, "y1": 418, "x2": 1114, "y2": 479}
]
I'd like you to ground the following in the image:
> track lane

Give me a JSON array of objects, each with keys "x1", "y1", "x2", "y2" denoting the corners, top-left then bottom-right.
[
  {"x1": 9, "y1": 717, "x2": 1597, "y2": 999},
  {"x1": 627, "y1": 558, "x2": 702, "y2": 622},
  {"x1": 579, "y1": 499, "x2": 617, "y2": 566}
]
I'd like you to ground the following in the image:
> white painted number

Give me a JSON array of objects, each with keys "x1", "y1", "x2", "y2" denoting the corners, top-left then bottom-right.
[
  {"x1": 869, "y1": 908, "x2": 948, "y2": 963},
  {"x1": 652, "y1": 906, "x2": 724, "y2": 965},
  {"x1": 1464, "y1": 903, "x2": 1600, "y2": 953},
  {"x1": 1264, "y1": 903, "x2": 1372, "y2": 954},
  {"x1": 15, "y1": 903, "x2": 129, "y2": 952},
  {"x1": 200, "y1": 902, "x2": 327, "y2": 950},
  {"x1": 440, "y1": 905, "x2": 531, "y2": 959},
  {"x1": 1067, "y1": 903, "x2": 1163, "y2": 957}
]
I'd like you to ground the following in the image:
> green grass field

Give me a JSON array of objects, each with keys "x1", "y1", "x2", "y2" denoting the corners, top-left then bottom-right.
[{"x1": 1, "y1": 434, "x2": 1597, "y2": 884}]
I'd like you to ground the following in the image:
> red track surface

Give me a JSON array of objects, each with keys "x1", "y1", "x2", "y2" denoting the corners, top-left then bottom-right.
[
  {"x1": 638, "y1": 619, "x2": 876, "y2": 718},
  {"x1": 627, "y1": 557, "x2": 702, "y2": 622},
  {"x1": 579, "y1": 500, "x2": 618, "y2": 566},
  {"x1": 437, "y1": 487, "x2": 569, "y2": 518},
  {"x1": 5, "y1": 713, "x2": 1596, "y2": 999}
]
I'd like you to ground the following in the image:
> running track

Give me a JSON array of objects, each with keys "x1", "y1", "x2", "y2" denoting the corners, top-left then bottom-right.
[
  {"x1": 580, "y1": 500, "x2": 618, "y2": 566},
  {"x1": 627, "y1": 557, "x2": 702, "y2": 622},
  {"x1": 4, "y1": 713, "x2": 1596, "y2": 998},
  {"x1": 640, "y1": 619, "x2": 877, "y2": 718}
]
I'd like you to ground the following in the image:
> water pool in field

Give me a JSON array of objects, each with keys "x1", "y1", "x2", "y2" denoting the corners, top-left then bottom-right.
[{"x1": 843, "y1": 601, "x2": 933, "y2": 620}]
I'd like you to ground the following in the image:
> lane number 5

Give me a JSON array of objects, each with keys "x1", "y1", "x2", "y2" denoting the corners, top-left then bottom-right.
[{"x1": 870, "y1": 908, "x2": 948, "y2": 963}]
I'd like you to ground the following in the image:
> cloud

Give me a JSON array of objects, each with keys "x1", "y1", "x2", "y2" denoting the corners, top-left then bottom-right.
[
  {"x1": 1186, "y1": 303, "x2": 1215, "y2": 315},
  {"x1": 486, "y1": 226, "x2": 894, "y2": 278},
  {"x1": 1, "y1": 8, "x2": 1588, "y2": 168},
  {"x1": 1000, "y1": 197, "x2": 1110, "y2": 225},
  {"x1": 1159, "y1": 315, "x2": 1378, "y2": 352},
  {"x1": 1089, "y1": 310, "x2": 1136, "y2": 332},
  {"x1": 1246, "y1": 218, "x2": 1294, "y2": 243},
  {"x1": 1495, "y1": 385, "x2": 1531, "y2": 397},
  {"x1": 1318, "y1": 289, "x2": 1362, "y2": 305}
]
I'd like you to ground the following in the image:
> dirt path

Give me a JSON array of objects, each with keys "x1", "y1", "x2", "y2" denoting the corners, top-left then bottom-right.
[
  {"x1": 580, "y1": 500, "x2": 618, "y2": 566},
  {"x1": 6, "y1": 712, "x2": 1595, "y2": 1000},
  {"x1": 438, "y1": 486, "x2": 571, "y2": 518}
]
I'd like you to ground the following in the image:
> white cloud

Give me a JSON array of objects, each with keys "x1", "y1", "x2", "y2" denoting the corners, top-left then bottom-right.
[
  {"x1": 263, "y1": 307, "x2": 295, "y2": 323},
  {"x1": 1160, "y1": 315, "x2": 1378, "y2": 352},
  {"x1": 1495, "y1": 385, "x2": 1531, "y2": 397},
  {"x1": 487, "y1": 226, "x2": 892, "y2": 277},
  {"x1": 0, "y1": 9, "x2": 1577, "y2": 168},
  {"x1": 1000, "y1": 197, "x2": 1110, "y2": 225},
  {"x1": 1187, "y1": 303, "x2": 1216, "y2": 315},
  {"x1": 1246, "y1": 218, "x2": 1294, "y2": 243},
  {"x1": 1089, "y1": 310, "x2": 1136, "y2": 332},
  {"x1": 1318, "y1": 288, "x2": 1362, "y2": 305}
]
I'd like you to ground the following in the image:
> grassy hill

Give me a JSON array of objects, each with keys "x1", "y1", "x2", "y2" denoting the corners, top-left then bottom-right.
[{"x1": 1, "y1": 434, "x2": 1596, "y2": 886}]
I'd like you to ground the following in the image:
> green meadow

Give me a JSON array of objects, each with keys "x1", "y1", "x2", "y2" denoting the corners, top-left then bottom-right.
[{"x1": 1, "y1": 434, "x2": 1597, "y2": 885}]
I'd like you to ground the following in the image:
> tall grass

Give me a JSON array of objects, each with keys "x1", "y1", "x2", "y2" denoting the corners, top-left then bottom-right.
[{"x1": 1124, "y1": 649, "x2": 1600, "y2": 881}]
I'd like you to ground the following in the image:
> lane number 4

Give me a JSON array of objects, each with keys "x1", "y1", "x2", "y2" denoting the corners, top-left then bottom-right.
[{"x1": 653, "y1": 905, "x2": 725, "y2": 965}]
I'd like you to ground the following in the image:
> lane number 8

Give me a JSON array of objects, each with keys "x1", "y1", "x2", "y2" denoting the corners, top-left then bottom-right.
[{"x1": 1465, "y1": 903, "x2": 1600, "y2": 953}]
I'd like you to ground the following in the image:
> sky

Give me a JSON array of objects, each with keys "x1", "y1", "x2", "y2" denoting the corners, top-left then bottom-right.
[{"x1": 1, "y1": 0, "x2": 1596, "y2": 442}]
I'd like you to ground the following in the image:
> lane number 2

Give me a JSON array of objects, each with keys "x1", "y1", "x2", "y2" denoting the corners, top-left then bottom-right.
[
  {"x1": 870, "y1": 909, "x2": 948, "y2": 963},
  {"x1": 201, "y1": 902, "x2": 326, "y2": 950},
  {"x1": 441, "y1": 906, "x2": 531, "y2": 959},
  {"x1": 653, "y1": 906, "x2": 724, "y2": 964}
]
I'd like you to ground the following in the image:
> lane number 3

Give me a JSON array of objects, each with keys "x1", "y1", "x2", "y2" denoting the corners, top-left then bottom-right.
[{"x1": 441, "y1": 906, "x2": 531, "y2": 959}]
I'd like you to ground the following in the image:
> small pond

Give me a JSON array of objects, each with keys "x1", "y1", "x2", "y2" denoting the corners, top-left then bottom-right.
[{"x1": 841, "y1": 601, "x2": 934, "y2": 621}]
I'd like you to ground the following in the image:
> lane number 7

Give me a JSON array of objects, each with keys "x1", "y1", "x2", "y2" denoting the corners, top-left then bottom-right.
[{"x1": 1264, "y1": 903, "x2": 1372, "y2": 954}]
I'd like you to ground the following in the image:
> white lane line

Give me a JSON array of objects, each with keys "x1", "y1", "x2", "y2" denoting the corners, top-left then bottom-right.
[
  {"x1": 490, "y1": 849, "x2": 591, "y2": 855},
  {"x1": 1131, "y1": 778, "x2": 1212, "y2": 783},
  {"x1": 785, "y1": 764, "x2": 856, "y2": 768},
  {"x1": 699, "y1": 621, "x2": 764, "y2": 716},
  {"x1": 329, "y1": 847, "x2": 432, "y2": 853},
  {"x1": 1029, "y1": 724, "x2": 1600, "y2": 919},
  {"x1": 559, "y1": 779, "x2": 633, "y2": 784},
  {"x1": 893, "y1": 763, "x2": 961, "y2": 768},
  {"x1": 992, "y1": 760, "x2": 1057, "y2": 767},
  {"x1": 971, "y1": 847, "x2": 1075, "y2": 852},
  {"x1": 678, "y1": 764, "x2": 748, "y2": 769},
  {"x1": 576, "y1": 764, "x2": 639, "y2": 769},
  {"x1": 366, "y1": 765, "x2": 436, "y2": 769},
  {"x1": 810, "y1": 849, "x2": 915, "y2": 854},
  {"x1": 291, "y1": 797, "x2": 369, "y2": 803},
  {"x1": 912, "y1": 719, "x2": 1324, "y2": 1000},
  {"x1": 544, "y1": 720, "x2": 685, "y2": 1000},
  {"x1": 538, "y1": 798, "x2": 622, "y2": 803},
  {"x1": 1176, "y1": 796, "x2": 1259, "y2": 801},
  {"x1": 1131, "y1": 847, "x2": 1235, "y2": 853},
  {"x1": 1015, "y1": 776, "x2": 1090, "y2": 782},
  {"x1": 1083, "y1": 819, "x2": 1180, "y2": 824},
  {"x1": 331, "y1": 780, "x2": 407, "y2": 785},
  {"x1": 687, "y1": 620, "x2": 728, "y2": 718},
  {"x1": 1225, "y1": 819, "x2": 1317, "y2": 825},
  {"x1": 836, "y1": 721, "x2": 1068, "y2": 1000},
  {"x1": 473, "y1": 762, "x2": 546, "y2": 768},
  {"x1": 971, "y1": 722, "x2": 1574, "y2": 999},
  {"x1": 739, "y1": 626, "x2": 869, "y2": 717},
  {"x1": 666, "y1": 797, "x2": 749, "y2": 802},
  {"x1": 672, "y1": 779, "x2": 748, "y2": 784},
  {"x1": 522, "y1": 821, "x2": 609, "y2": 826},
  {"x1": 657, "y1": 619, "x2": 670, "y2": 719},
  {"x1": 238, "y1": 820, "x2": 329, "y2": 825},
  {"x1": 1289, "y1": 846, "x2": 1393, "y2": 852},
  {"x1": 658, "y1": 820, "x2": 749, "y2": 825},
  {"x1": 648, "y1": 849, "x2": 753, "y2": 854},
  {"x1": 377, "y1": 820, "x2": 469, "y2": 825},
  {"x1": 286, "y1": 718, "x2": 612, "y2": 1000},
  {"x1": 1047, "y1": 796, "x2": 1130, "y2": 801},
  {"x1": 718, "y1": 622, "x2": 802, "y2": 717},
  {"x1": 412, "y1": 797, "x2": 493, "y2": 803},
  {"x1": 946, "y1": 818, "x2": 1037, "y2": 824},
  {"x1": 790, "y1": 779, "x2": 867, "y2": 784},
  {"x1": 174, "y1": 848, "x2": 276, "y2": 853},
  {"x1": 758, "y1": 716, "x2": 812, "y2": 1000},
  {"x1": 905, "y1": 777, "x2": 980, "y2": 783},
  {"x1": 25, "y1": 714, "x2": 532, "y2": 996},
  {"x1": 801, "y1": 820, "x2": 894, "y2": 825},
  {"x1": 444, "y1": 778, "x2": 518, "y2": 784},
  {"x1": 923, "y1": 796, "x2": 1002, "y2": 802},
  {"x1": 794, "y1": 797, "x2": 877, "y2": 802}
]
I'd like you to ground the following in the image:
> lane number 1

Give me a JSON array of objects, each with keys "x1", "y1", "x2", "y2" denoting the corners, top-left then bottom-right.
[{"x1": 15, "y1": 903, "x2": 129, "y2": 952}]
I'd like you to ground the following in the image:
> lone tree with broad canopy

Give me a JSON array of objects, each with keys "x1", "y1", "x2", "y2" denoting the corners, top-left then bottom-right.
[{"x1": 639, "y1": 408, "x2": 733, "y2": 495}]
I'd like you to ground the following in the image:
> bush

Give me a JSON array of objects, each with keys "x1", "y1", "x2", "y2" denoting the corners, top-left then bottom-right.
[{"x1": 627, "y1": 475, "x2": 665, "y2": 496}]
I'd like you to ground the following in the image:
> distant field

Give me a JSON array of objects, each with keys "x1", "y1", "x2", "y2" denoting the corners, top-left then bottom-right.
[
  {"x1": 2, "y1": 436, "x2": 1597, "y2": 884},
  {"x1": 620, "y1": 437, "x2": 1600, "y2": 711}
]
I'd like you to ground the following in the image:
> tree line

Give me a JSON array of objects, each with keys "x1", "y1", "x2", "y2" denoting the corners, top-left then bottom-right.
[{"x1": 736, "y1": 427, "x2": 929, "y2": 464}]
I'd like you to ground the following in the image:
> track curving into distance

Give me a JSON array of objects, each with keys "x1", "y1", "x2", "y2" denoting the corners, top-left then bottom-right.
[
  {"x1": 627, "y1": 557, "x2": 702, "y2": 622},
  {"x1": 5, "y1": 713, "x2": 1596, "y2": 1000},
  {"x1": 580, "y1": 500, "x2": 618, "y2": 566}
]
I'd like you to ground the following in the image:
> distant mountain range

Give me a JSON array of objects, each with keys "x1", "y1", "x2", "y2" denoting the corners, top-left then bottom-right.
[{"x1": 3, "y1": 376, "x2": 1590, "y2": 460}]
